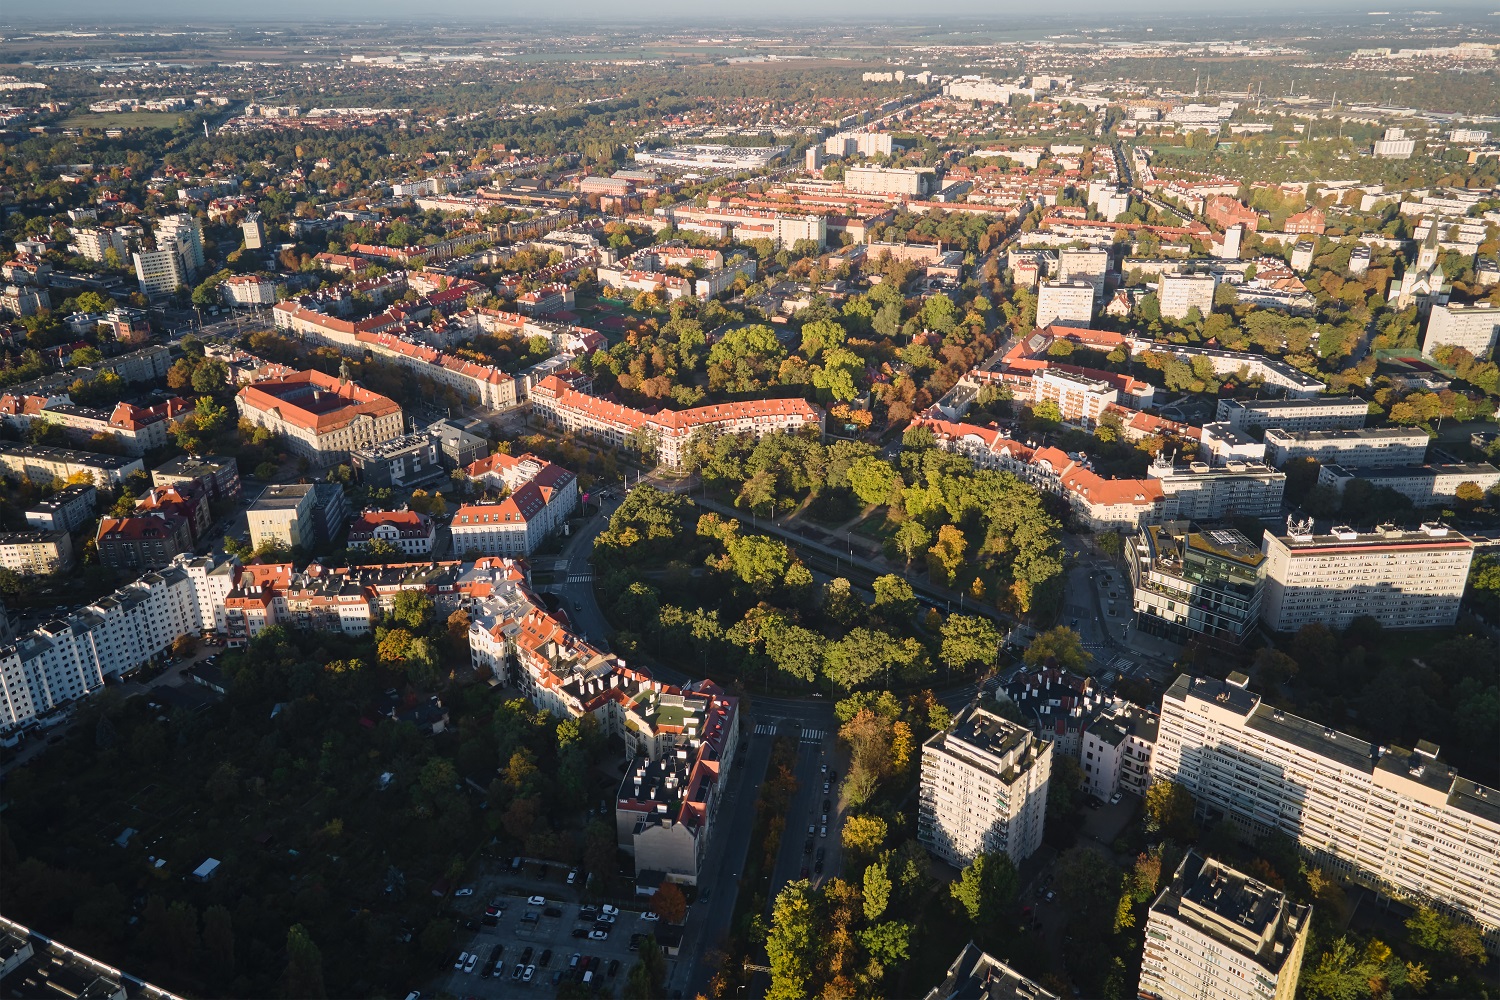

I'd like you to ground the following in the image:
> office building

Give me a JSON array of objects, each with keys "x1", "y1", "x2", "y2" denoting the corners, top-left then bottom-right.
[
  {"x1": 1216, "y1": 397, "x2": 1367, "y2": 434},
  {"x1": 1139, "y1": 851, "x2": 1311, "y2": 1000},
  {"x1": 1148, "y1": 457, "x2": 1286, "y2": 521},
  {"x1": 1080, "y1": 702, "x2": 1158, "y2": 803},
  {"x1": 923, "y1": 943, "x2": 1058, "y2": 1000},
  {"x1": 235, "y1": 369, "x2": 403, "y2": 468},
  {"x1": 427, "y1": 417, "x2": 488, "y2": 469},
  {"x1": 1154, "y1": 672, "x2": 1500, "y2": 953},
  {"x1": 23, "y1": 484, "x2": 97, "y2": 533},
  {"x1": 1422, "y1": 302, "x2": 1500, "y2": 360},
  {"x1": 1260, "y1": 520, "x2": 1473, "y2": 632},
  {"x1": 1316, "y1": 462, "x2": 1500, "y2": 507},
  {"x1": 152, "y1": 454, "x2": 242, "y2": 501},
  {"x1": 346, "y1": 509, "x2": 435, "y2": 557},
  {"x1": 918, "y1": 702, "x2": 1052, "y2": 868},
  {"x1": 0, "y1": 443, "x2": 144, "y2": 488},
  {"x1": 352, "y1": 432, "x2": 444, "y2": 489},
  {"x1": 1263, "y1": 427, "x2": 1429, "y2": 470},
  {"x1": 95, "y1": 512, "x2": 195, "y2": 570},
  {"x1": 1128, "y1": 521, "x2": 1266, "y2": 645},
  {"x1": 0, "y1": 531, "x2": 74, "y2": 575},
  {"x1": 1036, "y1": 280, "x2": 1095, "y2": 328},
  {"x1": 1159, "y1": 274, "x2": 1217, "y2": 320}
]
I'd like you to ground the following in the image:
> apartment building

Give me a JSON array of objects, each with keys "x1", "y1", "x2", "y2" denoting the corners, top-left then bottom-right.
[
  {"x1": 917, "y1": 702, "x2": 1052, "y2": 868},
  {"x1": 1031, "y1": 369, "x2": 1116, "y2": 428},
  {"x1": 5, "y1": 398, "x2": 184, "y2": 457},
  {"x1": 156, "y1": 214, "x2": 205, "y2": 273},
  {"x1": 1127, "y1": 340, "x2": 1326, "y2": 398},
  {"x1": 1316, "y1": 462, "x2": 1500, "y2": 507},
  {"x1": 1422, "y1": 302, "x2": 1500, "y2": 359},
  {"x1": 452, "y1": 460, "x2": 578, "y2": 557},
  {"x1": 1001, "y1": 664, "x2": 1102, "y2": 759},
  {"x1": 241, "y1": 212, "x2": 266, "y2": 251},
  {"x1": 221, "y1": 274, "x2": 277, "y2": 307},
  {"x1": 1158, "y1": 273, "x2": 1217, "y2": 320},
  {"x1": 247, "y1": 484, "x2": 317, "y2": 551},
  {"x1": 1139, "y1": 851, "x2": 1310, "y2": 1000},
  {"x1": 235, "y1": 369, "x2": 403, "y2": 468},
  {"x1": 844, "y1": 165, "x2": 935, "y2": 197},
  {"x1": 1148, "y1": 457, "x2": 1287, "y2": 521},
  {"x1": 924, "y1": 943, "x2": 1058, "y2": 1000},
  {"x1": 1260, "y1": 521, "x2": 1474, "y2": 632},
  {"x1": 132, "y1": 247, "x2": 189, "y2": 297},
  {"x1": 0, "y1": 531, "x2": 74, "y2": 575},
  {"x1": 24, "y1": 484, "x2": 97, "y2": 533},
  {"x1": 352, "y1": 432, "x2": 444, "y2": 489},
  {"x1": 1128, "y1": 521, "x2": 1266, "y2": 645},
  {"x1": 427, "y1": 417, "x2": 489, "y2": 470},
  {"x1": 1199, "y1": 422, "x2": 1266, "y2": 467},
  {"x1": 1080, "y1": 702, "x2": 1158, "y2": 803},
  {"x1": 152, "y1": 454, "x2": 242, "y2": 501},
  {"x1": 1154, "y1": 672, "x2": 1500, "y2": 953},
  {"x1": 0, "y1": 443, "x2": 144, "y2": 488},
  {"x1": 346, "y1": 510, "x2": 435, "y2": 557},
  {"x1": 1263, "y1": 427, "x2": 1430, "y2": 470},
  {"x1": 1035, "y1": 280, "x2": 1095, "y2": 328},
  {"x1": 1216, "y1": 397, "x2": 1367, "y2": 433},
  {"x1": 95, "y1": 513, "x2": 194, "y2": 570},
  {"x1": 69, "y1": 225, "x2": 137, "y2": 262},
  {"x1": 529, "y1": 373, "x2": 824, "y2": 469}
]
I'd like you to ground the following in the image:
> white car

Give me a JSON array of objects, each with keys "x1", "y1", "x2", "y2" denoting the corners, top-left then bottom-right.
[
  {"x1": 523, "y1": 965, "x2": 536, "y2": 982},
  {"x1": 595, "y1": 912, "x2": 616, "y2": 924},
  {"x1": 463, "y1": 953, "x2": 478, "y2": 974},
  {"x1": 454, "y1": 952, "x2": 469, "y2": 971},
  {"x1": 454, "y1": 887, "x2": 474, "y2": 897},
  {"x1": 528, "y1": 895, "x2": 547, "y2": 906},
  {"x1": 819, "y1": 825, "x2": 828, "y2": 838},
  {"x1": 567, "y1": 869, "x2": 579, "y2": 885},
  {"x1": 1110, "y1": 791, "x2": 1122, "y2": 805},
  {"x1": 589, "y1": 929, "x2": 610, "y2": 941},
  {"x1": 601, "y1": 904, "x2": 619, "y2": 916},
  {"x1": 641, "y1": 911, "x2": 660, "y2": 922}
]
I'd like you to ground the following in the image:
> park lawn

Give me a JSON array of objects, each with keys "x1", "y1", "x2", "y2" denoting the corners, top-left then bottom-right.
[{"x1": 851, "y1": 509, "x2": 897, "y2": 542}]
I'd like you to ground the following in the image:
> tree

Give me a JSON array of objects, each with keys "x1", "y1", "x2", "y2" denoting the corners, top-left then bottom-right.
[
  {"x1": 202, "y1": 904, "x2": 235, "y2": 982},
  {"x1": 848, "y1": 456, "x2": 899, "y2": 506},
  {"x1": 940, "y1": 615, "x2": 1002, "y2": 675},
  {"x1": 927, "y1": 523, "x2": 967, "y2": 585},
  {"x1": 390, "y1": 589, "x2": 435, "y2": 630},
  {"x1": 1022, "y1": 626, "x2": 1093, "y2": 673},
  {"x1": 949, "y1": 850, "x2": 1019, "y2": 925},
  {"x1": 871, "y1": 574, "x2": 916, "y2": 623},
  {"x1": 766, "y1": 881, "x2": 821, "y2": 1000},
  {"x1": 653, "y1": 882, "x2": 687, "y2": 925},
  {"x1": 858, "y1": 921, "x2": 911, "y2": 971},
  {"x1": 1406, "y1": 905, "x2": 1489, "y2": 969},
  {"x1": 283, "y1": 924, "x2": 326, "y2": 999},
  {"x1": 863, "y1": 860, "x2": 892, "y2": 922},
  {"x1": 765, "y1": 625, "x2": 825, "y2": 684},
  {"x1": 892, "y1": 519, "x2": 931, "y2": 566},
  {"x1": 1143, "y1": 780, "x2": 1197, "y2": 840},
  {"x1": 624, "y1": 935, "x2": 668, "y2": 999},
  {"x1": 841, "y1": 814, "x2": 888, "y2": 866}
]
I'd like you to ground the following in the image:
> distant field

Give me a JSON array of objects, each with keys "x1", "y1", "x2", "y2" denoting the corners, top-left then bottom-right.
[{"x1": 61, "y1": 111, "x2": 183, "y2": 129}]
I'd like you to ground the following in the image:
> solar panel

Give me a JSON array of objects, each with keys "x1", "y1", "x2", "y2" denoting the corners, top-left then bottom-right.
[{"x1": 1207, "y1": 528, "x2": 1251, "y2": 548}]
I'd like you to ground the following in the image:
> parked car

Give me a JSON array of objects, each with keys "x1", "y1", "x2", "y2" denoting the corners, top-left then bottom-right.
[
  {"x1": 601, "y1": 904, "x2": 619, "y2": 916},
  {"x1": 511, "y1": 962, "x2": 524, "y2": 980},
  {"x1": 595, "y1": 912, "x2": 616, "y2": 924},
  {"x1": 1110, "y1": 791, "x2": 1122, "y2": 805},
  {"x1": 521, "y1": 947, "x2": 534, "y2": 963},
  {"x1": 463, "y1": 953, "x2": 478, "y2": 974},
  {"x1": 608, "y1": 959, "x2": 621, "y2": 977},
  {"x1": 527, "y1": 895, "x2": 547, "y2": 905},
  {"x1": 641, "y1": 911, "x2": 659, "y2": 922},
  {"x1": 567, "y1": 868, "x2": 579, "y2": 885},
  {"x1": 578, "y1": 905, "x2": 598, "y2": 918},
  {"x1": 454, "y1": 887, "x2": 474, "y2": 897},
  {"x1": 589, "y1": 929, "x2": 609, "y2": 941},
  {"x1": 523, "y1": 965, "x2": 536, "y2": 982},
  {"x1": 454, "y1": 952, "x2": 469, "y2": 971},
  {"x1": 569, "y1": 953, "x2": 582, "y2": 969},
  {"x1": 539, "y1": 948, "x2": 552, "y2": 966}
]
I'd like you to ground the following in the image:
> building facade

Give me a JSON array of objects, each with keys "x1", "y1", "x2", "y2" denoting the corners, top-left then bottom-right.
[
  {"x1": 24, "y1": 484, "x2": 97, "y2": 533},
  {"x1": 1035, "y1": 280, "x2": 1095, "y2": 328},
  {"x1": 352, "y1": 433, "x2": 444, "y2": 489},
  {"x1": 1263, "y1": 427, "x2": 1430, "y2": 470},
  {"x1": 1159, "y1": 273, "x2": 1217, "y2": 320},
  {"x1": 1260, "y1": 521, "x2": 1475, "y2": 632},
  {"x1": 1422, "y1": 302, "x2": 1500, "y2": 359},
  {"x1": 1139, "y1": 852, "x2": 1310, "y2": 1000},
  {"x1": 1128, "y1": 521, "x2": 1266, "y2": 645},
  {"x1": 346, "y1": 510, "x2": 435, "y2": 557},
  {"x1": 1080, "y1": 702, "x2": 1158, "y2": 803},
  {"x1": 235, "y1": 369, "x2": 403, "y2": 468},
  {"x1": 1316, "y1": 462, "x2": 1500, "y2": 507},
  {"x1": 95, "y1": 513, "x2": 194, "y2": 570},
  {"x1": 0, "y1": 531, "x2": 74, "y2": 575},
  {"x1": 1154, "y1": 672, "x2": 1500, "y2": 953},
  {"x1": 247, "y1": 484, "x2": 317, "y2": 551},
  {"x1": 1216, "y1": 397, "x2": 1368, "y2": 434},
  {"x1": 918, "y1": 703, "x2": 1052, "y2": 868}
]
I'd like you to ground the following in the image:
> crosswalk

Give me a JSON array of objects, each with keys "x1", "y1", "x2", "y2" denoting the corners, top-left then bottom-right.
[
  {"x1": 754, "y1": 724, "x2": 777, "y2": 736},
  {"x1": 752, "y1": 724, "x2": 826, "y2": 743},
  {"x1": 800, "y1": 729, "x2": 824, "y2": 743},
  {"x1": 566, "y1": 573, "x2": 594, "y2": 583}
]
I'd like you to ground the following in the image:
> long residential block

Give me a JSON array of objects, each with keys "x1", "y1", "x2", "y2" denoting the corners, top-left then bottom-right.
[{"x1": 1263, "y1": 426, "x2": 1430, "y2": 469}]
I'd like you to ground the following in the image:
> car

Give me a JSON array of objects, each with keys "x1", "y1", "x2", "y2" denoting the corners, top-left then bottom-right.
[
  {"x1": 571, "y1": 928, "x2": 589, "y2": 939},
  {"x1": 454, "y1": 952, "x2": 469, "y2": 971},
  {"x1": 589, "y1": 956, "x2": 601, "y2": 972},
  {"x1": 1110, "y1": 791, "x2": 1122, "y2": 805},
  {"x1": 521, "y1": 912, "x2": 539, "y2": 923},
  {"x1": 820, "y1": 825, "x2": 828, "y2": 838},
  {"x1": 567, "y1": 868, "x2": 579, "y2": 885},
  {"x1": 601, "y1": 904, "x2": 619, "y2": 916},
  {"x1": 820, "y1": 763, "x2": 827, "y2": 773},
  {"x1": 816, "y1": 847, "x2": 826, "y2": 862},
  {"x1": 463, "y1": 953, "x2": 478, "y2": 974},
  {"x1": 629, "y1": 934, "x2": 644, "y2": 951},
  {"x1": 804, "y1": 838, "x2": 814, "y2": 853},
  {"x1": 488, "y1": 945, "x2": 505, "y2": 965},
  {"x1": 822, "y1": 781, "x2": 830, "y2": 794},
  {"x1": 521, "y1": 947, "x2": 534, "y2": 963},
  {"x1": 814, "y1": 860, "x2": 824, "y2": 875},
  {"x1": 539, "y1": 948, "x2": 552, "y2": 967},
  {"x1": 820, "y1": 813, "x2": 828, "y2": 824},
  {"x1": 578, "y1": 905, "x2": 597, "y2": 918},
  {"x1": 510, "y1": 856, "x2": 524, "y2": 872},
  {"x1": 822, "y1": 798, "x2": 831, "y2": 811},
  {"x1": 828, "y1": 770, "x2": 838, "y2": 782},
  {"x1": 595, "y1": 912, "x2": 616, "y2": 924},
  {"x1": 512, "y1": 962, "x2": 524, "y2": 981},
  {"x1": 1044, "y1": 890, "x2": 1056, "y2": 902},
  {"x1": 608, "y1": 959, "x2": 621, "y2": 977},
  {"x1": 572, "y1": 602, "x2": 582, "y2": 611},
  {"x1": 641, "y1": 911, "x2": 659, "y2": 921},
  {"x1": 800, "y1": 865, "x2": 809, "y2": 878},
  {"x1": 589, "y1": 929, "x2": 609, "y2": 941},
  {"x1": 405, "y1": 993, "x2": 421, "y2": 1000},
  {"x1": 551, "y1": 971, "x2": 564, "y2": 987},
  {"x1": 528, "y1": 895, "x2": 547, "y2": 905},
  {"x1": 523, "y1": 965, "x2": 536, "y2": 983},
  {"x1": 808, "y1": 823, "x2": 815, "y2": 836},
  {"x1": 569, "y1": 953, "x2": 582, "y2": 970},
  {"x1": 454, "y1": 887, "x2": 474, "y2": 897}
]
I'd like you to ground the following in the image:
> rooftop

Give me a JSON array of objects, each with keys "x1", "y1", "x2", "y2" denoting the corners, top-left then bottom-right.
[
  {"x1": 251, "y1": 484, "x2": 315, "y2": 511},
  {"x1": 922, "y1": 941, "x2": 1057, "y2": 1000},
  {"x1": 1152, "y1": 852, "x2": 1309, "y2": 971}
]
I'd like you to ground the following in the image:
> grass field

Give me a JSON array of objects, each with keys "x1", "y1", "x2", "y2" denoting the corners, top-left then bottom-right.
[{"x1": 62, "y1": 111, "x2": 184, "y2": 130}]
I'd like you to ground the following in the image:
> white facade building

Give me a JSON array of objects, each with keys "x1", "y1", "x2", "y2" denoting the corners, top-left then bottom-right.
[
  {"x1": 1215, "y1": 397, "x2": 1367, "y2": 433},
  {"x1": 918, "y1": 702, "x2": 1052, "y2": 868},
  {"x1": 1036, "y1": 280, "x2": 1096, "y2": 329},
  {"x1": 1422, "y1": 302, "x2": 1500, "y2": 359},
  {"x1": 1263, "y1": 427, "x2": 1430, "y2": 469},
  {"x1": 1154, "y1": 672, "x2": 1500, "y2": 953},
  {"x1": 1158, "y1": 273, "x2": 1216, "y2": 320}
]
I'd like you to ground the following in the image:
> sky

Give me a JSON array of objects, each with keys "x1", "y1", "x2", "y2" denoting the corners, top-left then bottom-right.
[{"x1": 21, "y1": 0, "x2": 1500, "y2": 24}]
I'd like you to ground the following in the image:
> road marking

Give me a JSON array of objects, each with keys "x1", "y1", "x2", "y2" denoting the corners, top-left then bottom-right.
[
  {"x1": 800, "y1": 729, "x2": 824, "y2": 742},
  {"x1": 567, "y1": 573, "x2": 594, "y2": 583},
  {"x1": 754, "y1": 724, "x2": 777, "y2": 735}
]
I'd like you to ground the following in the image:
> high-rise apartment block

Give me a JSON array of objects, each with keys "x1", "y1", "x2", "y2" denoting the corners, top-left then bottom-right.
[
  {"x1": 1154, "y1": 672, "x2": 1500, "y2": 953},
  {"x1": 1158, "y1": 273, "x2": 1217, "y2": 320},
  {"x1": 156, "y1": 214, "x2": 205, "y2": 273},
  {"x1": 1216, "y1": 397, "x2": 1368, "y2": 434},
  {"x1": 1422, "y1": 302, "x2": 1500, "y2": 360},
  {"x1": 132, "y1": 247, "x2": 189, "y2": 297},
  {"x1": 1036, "y1": 280, "x2": 1096, "y2": 328},
  {"x1": 1128, "y1": 521, "x2": 1266, "y2": 645},
  {"x1": 241, "y1": 212, "x2": 266, "y2": 251},
  {"x1": 1260, "y1": 521, "x2": 1475, "y2": 632},
  {"x1": 1139, "y1": 851, "x2": 1311, "y2": 1000},
  {"x1": 918, "y1": 702, "x2": 1052, "y2": 868}
]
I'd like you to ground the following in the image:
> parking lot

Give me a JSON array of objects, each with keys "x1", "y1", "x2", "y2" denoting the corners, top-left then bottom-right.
[{"x1": 433, "y1": 861, "x2": 658, "y2": 997}]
